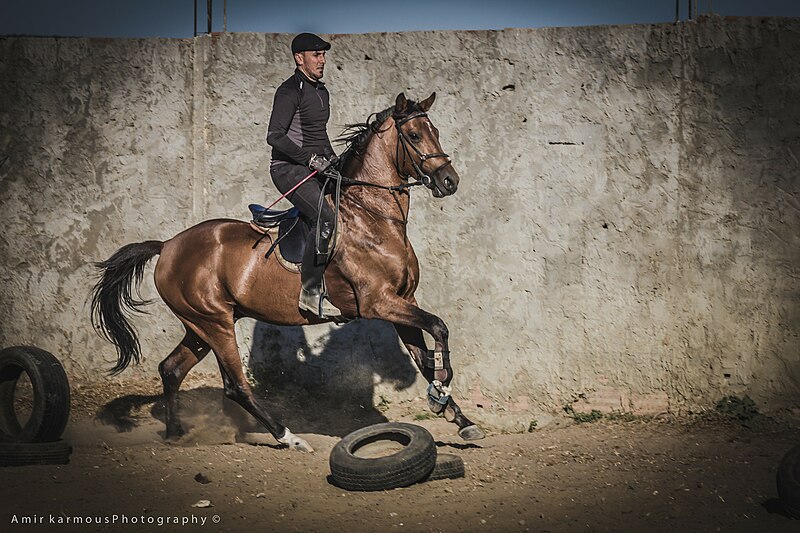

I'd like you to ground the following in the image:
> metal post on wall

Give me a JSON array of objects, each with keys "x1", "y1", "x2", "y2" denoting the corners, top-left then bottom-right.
[
  {"x1": 207, "y1": 0, "x2": 213, "y2": 34},
  {"x1": 224, "y1": 0, "x2": 227, "y2": 33},
  {"x1": 194, "y1": 0, "x2": 197, "y2": 36},
  {"x1": 675, "y1": 0, "x2": 680, "y2": 22},
  {"x1": 688, "y1": 0, "x2": 693, "y2": 20}
]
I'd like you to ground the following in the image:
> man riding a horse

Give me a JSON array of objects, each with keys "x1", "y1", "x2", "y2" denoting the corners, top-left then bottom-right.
[
  {"x1": 266, "y1": 32, "x2": 340, "y2": 318},
  {"x1": 91, "y1": 32, "x2": 485, "y2": 452}
]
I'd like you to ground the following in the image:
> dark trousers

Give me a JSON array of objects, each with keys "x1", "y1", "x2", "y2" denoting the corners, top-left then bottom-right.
[{"x1": 270, "y1": 162, "x2": 336, "y2": 266}]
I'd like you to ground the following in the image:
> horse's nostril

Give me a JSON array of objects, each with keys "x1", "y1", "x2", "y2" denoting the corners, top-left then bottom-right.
[{"x1": 444, "y1": 177, "x2": 454, "y2": 190}]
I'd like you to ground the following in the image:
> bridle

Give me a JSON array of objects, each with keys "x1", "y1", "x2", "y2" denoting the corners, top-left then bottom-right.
[
  {"x1": 327, "y1": 110, "x2": 453, "y2": 194},
  {"x1": 318, "y1": 110, "x2": 454, "y2": 232},
  {"x1": 393, "y1": 112, "x2": 452, "y2": 192}
]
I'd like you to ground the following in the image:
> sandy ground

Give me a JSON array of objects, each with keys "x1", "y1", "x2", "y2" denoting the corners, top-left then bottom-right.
[{"x1": 2, "y1": 377, "x2": 799, "y2": 533}]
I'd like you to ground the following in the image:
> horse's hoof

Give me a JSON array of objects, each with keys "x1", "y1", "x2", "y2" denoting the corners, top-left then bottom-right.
[
  {"x1": 458, "y1": 424, "x2": 485, "y2": 441},
  {"x1": 287, "y1": 436, "x2": 314, "y2": 453},
  {"x1": 165, "y1": 427, "x2": 185, "y2": 441},
  {"x1": 278, "y1": 429, "x2": 314, "y2": 452}
]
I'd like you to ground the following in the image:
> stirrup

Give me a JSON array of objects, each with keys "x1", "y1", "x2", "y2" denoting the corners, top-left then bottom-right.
[{"x1": 299, "y1": 287, "x2": 342, "y2": 318}]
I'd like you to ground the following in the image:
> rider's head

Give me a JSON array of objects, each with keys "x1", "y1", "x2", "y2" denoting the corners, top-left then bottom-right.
[{"x1": 291, "y1": 32, "x2": 330, "y2": 82}]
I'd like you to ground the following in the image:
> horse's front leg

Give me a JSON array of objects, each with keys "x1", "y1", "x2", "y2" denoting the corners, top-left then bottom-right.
[
  {"x1": 362, "y1": 294, "x2": 484, "y2": 440},
  {"x1": 394, "y1": 323, "x2": 484, "y2": 441}
]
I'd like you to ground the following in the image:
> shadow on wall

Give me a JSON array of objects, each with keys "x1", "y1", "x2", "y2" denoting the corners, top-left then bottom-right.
[{"x1": 241, "y1": 319, "x2": 419, "y2": 437}]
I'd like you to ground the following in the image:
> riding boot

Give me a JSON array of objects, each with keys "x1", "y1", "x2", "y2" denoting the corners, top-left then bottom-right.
[{"x1": 299, "y1": 221, "x2": 341, "y2": 318}]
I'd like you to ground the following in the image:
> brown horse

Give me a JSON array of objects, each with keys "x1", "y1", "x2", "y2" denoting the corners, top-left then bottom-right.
[{"x1": 91, "y1": 92, "x2": 484, "y2": 451}]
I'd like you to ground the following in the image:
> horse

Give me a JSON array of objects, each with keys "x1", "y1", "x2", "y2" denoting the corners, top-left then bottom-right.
[{"x1": 90, "y1": 92, "x2": 485, "y2": 452}]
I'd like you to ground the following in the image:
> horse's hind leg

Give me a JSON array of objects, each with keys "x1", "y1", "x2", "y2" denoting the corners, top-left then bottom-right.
[
  {"x1": 200, "y1": 317, "x2": 314, "y2": 452},
  {"x1": 394, "y1": 323, "x2": 485, "y2": 441},
  {"x1": 158, "y1": 328, "x2": 210, "y2": 439}
]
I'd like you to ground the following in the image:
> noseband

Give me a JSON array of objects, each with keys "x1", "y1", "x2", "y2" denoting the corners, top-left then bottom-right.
[{"x1": 394, "y1": 112, "x2": 451, "y2": 190}]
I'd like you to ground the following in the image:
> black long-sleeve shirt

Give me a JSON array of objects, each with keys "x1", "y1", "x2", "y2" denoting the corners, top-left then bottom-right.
[{"x1": 267, "y1": 69, "x2": 334, "y2": 167}]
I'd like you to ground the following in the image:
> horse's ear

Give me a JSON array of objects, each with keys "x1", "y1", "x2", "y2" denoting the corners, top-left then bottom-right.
[
  {"x1": 394, "y1": 93, "x2": 408, "y2": 114},
  {"x1": 419, "y1": 92, "x2": 436, "y2": 112}
]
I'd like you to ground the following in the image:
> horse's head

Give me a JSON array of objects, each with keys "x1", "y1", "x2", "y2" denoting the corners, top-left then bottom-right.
[{"x1": 392, "y1": 92, "x2": 460, "y2": 198}]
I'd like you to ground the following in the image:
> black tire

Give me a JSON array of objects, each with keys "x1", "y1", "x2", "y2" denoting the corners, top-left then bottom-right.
[
  {"x1": 424, "y1": 452, "x2": 465, "y2": 481},
  {"x1": 777, "y1": 444, "x2": 800, "y2": 519},
  {"x1": 0, "y1": 440, "x2": 72, "y2": 466},
  {"x1": 329, "y1": 422, "x2": 437, "y2": 491},
  {"x1": 0, "y1": 346, "x2": 71, "y2": 443}
]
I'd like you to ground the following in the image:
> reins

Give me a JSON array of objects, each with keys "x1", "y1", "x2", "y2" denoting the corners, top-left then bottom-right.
[
  {"x1": 336, "y1": 174, "x2": 424, "y2": 192},
  {"x1": 341, "y1": 190, "x2": 408, "y2": 225},
  {"x1": 319, "y1": 169, "x2": 409, "y2": 227}
]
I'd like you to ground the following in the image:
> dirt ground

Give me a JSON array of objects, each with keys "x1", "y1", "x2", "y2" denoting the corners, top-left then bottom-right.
[{"x1": 2, "y1": 376, "x2": 799, "y2": 533}]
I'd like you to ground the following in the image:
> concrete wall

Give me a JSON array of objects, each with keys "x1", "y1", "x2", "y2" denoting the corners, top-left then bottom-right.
[{"x1": 1, "y1": 16, "x2": 799, "y2": 428}]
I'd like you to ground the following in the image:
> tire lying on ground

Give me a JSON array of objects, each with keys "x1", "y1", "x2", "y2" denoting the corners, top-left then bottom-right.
[
  {"x1": 425, "y1": 452, "x2": 465, "y2": 481},
  {"x1": 329, "y1": 422, "x2": 437, "y2": 491},
  {"x1": 0, "y1": 440, "x2": 72, "y2": 466},
  {"x1": 777, "y1": 444, "x2": 800, "y2": 519},
  {"x1": 0, "y1": 346, "x2": 71, "y2": 443}
]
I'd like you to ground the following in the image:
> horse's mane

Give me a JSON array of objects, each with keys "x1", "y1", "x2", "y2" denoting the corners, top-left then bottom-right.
[{"x1": 335, "y1": 98, "x2": 424, "y2": 173}]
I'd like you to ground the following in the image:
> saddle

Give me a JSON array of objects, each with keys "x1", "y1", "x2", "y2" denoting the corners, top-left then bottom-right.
[
  {"x1": 248, "y1": 204, "x2": 309, "y2": 265},
  {"x1": 248, "y1": 203, "x2": 348, "y2": 322}
]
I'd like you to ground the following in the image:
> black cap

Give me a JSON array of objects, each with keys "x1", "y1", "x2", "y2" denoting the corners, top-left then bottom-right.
[{"x1": 291, "y1": 33, "x2": 331, "y2": 54}]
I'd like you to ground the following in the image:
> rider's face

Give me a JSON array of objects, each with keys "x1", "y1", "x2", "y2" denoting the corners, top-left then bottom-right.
[{"x1": 295, "y1": 50, "x2": 326, "y2": 81}]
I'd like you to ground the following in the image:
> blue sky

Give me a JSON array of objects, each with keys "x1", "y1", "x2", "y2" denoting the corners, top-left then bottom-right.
[{"x1": 2, "y1": 0, "x2": 799, "y2": 38}]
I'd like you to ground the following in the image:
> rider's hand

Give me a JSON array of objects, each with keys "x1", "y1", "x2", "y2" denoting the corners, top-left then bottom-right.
[{"x1": 309, "y1": 154, "x2": 333, "y2": 172}]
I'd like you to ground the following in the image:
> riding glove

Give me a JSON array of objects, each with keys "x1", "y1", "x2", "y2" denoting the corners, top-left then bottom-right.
[{"x1": 309, "y1": 154, "x2": 334, "y2": 172}]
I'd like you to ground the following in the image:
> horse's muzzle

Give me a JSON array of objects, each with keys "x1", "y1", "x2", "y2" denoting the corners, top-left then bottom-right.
[{"x1": 432, "y1": 165, "x2": 459, "y2": 197}]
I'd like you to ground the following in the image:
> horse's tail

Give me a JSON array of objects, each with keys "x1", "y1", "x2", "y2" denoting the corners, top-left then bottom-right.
[{"x1": 90, "y1": 240, "x2": 163, "y2": 375}]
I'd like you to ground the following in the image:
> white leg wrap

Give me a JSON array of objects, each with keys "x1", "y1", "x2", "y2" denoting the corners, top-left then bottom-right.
[
  {"x1": 278, "y1": 428, "x2": 314, "y2": 452},
  {"x1": 277, "y1": 428, "x2": 296, "y2": 445}
]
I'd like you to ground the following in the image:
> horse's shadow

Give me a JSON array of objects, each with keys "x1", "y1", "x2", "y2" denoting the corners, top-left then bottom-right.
[
  {"x1": 242, "y1": 319, "x2": 419, "y2": 437},
  {"x1": 96, "y1": 387, "x2": 245, "y2": 442},
  {"x1": 97, "y1": 320, "x2": 419, "y2": 439},
  {"x1": 96, "y1": 393, "x2": 163, "y2": 433}
]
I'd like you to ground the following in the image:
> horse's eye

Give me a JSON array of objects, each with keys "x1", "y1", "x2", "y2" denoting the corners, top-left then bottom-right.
[{"x1": 409, "y1": 131, "x2": 421, "y2": 142}]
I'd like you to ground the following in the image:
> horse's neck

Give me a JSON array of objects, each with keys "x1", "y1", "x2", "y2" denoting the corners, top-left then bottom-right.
[{"x1": 343, "y1": 126, "x2": 410, "y2": 221}]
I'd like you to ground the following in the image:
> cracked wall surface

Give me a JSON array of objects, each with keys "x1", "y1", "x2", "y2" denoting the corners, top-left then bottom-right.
[{"x1": 1, "y1": 16, "x2": 798, "y2": 428}]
